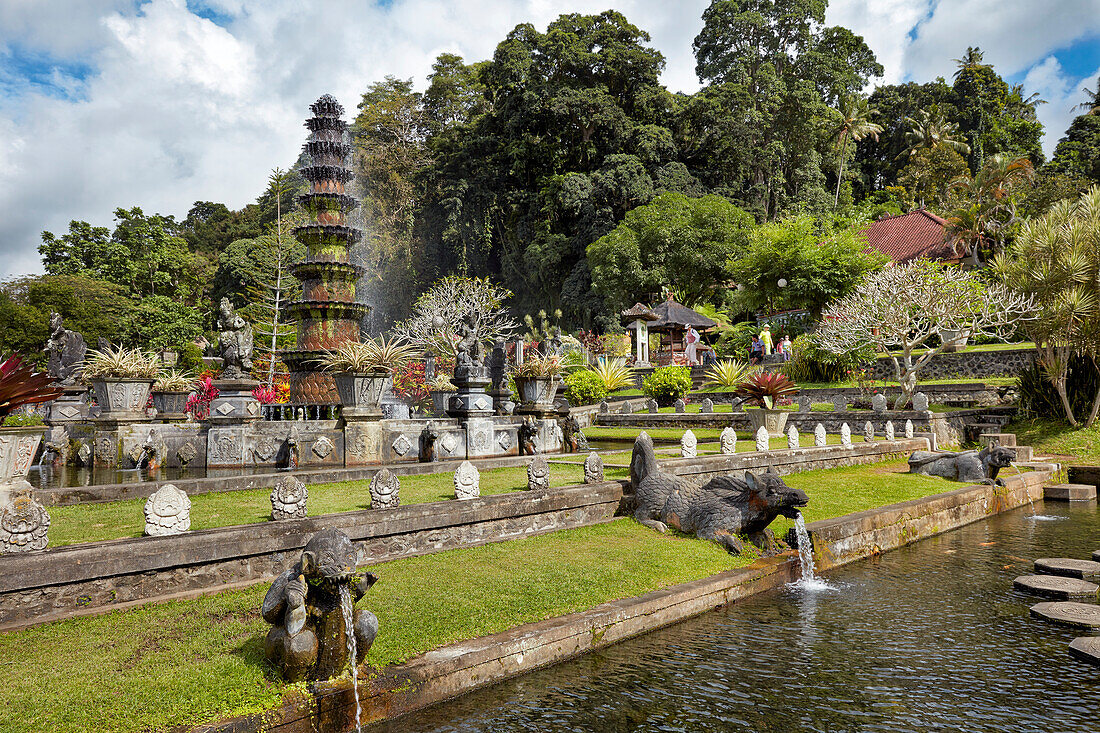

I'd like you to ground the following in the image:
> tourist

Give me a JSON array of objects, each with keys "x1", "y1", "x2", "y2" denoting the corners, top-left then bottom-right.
[
  {"x1": 685, "y1": 326, "x2": 700, "y2": 364},
  {"x1": 749, "y1": 335, "x2": 763, "y2": 365},
  {"x1": 780, "y1": 335, "x2": 792, "y2": 361},
  {"x1": 758, "y1": 324, "x2": 773, "y2": 356}
]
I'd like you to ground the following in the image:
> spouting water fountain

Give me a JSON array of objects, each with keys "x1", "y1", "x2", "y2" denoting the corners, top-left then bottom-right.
[{"x1": 283, "y1": 95, "x2": 370, "y2": 404}]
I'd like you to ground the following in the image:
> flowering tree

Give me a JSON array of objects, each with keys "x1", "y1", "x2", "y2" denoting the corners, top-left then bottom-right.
[
  {"x1": 394, "y1": 276, "x2": 518, "y2": 358},
  {"x1": 816, "y1": 260, "x2": 1032, "y2": 408}
]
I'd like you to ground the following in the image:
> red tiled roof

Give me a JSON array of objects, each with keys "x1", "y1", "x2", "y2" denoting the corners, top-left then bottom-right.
[{"x1": 861, "y1": 209, "x2": 957, "y2": 263}]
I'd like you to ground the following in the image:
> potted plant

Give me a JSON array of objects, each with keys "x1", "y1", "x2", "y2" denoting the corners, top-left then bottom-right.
[
  {"x1": 427, "y1": 375, "x2": 457, "y2": 415},
  {"x1": 734, "y1": 372, "x2": 799, "y2": 437},
  {"x1": 0, "y1": 355, "x2": 63, "y2": 504},
  {"x1": 83, "y1": 346, "x2": 159, "y2": 421},
  {"x1": 318, "y1": 337, "x2": 419, "y2": 419},
  {"x1": 151, "y1": 370, "x2": 195, "y2": 420},
  {"x1": 513, "y1": 355, "x2": 562, "y2": 408}
]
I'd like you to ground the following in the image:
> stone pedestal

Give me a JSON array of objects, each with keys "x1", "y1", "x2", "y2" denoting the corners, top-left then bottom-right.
[
  {"x1": 447, "y1": 365, "x2": 494, "y2": 418},
  {"x1": 344, "y1": 420, "x2": 383, "y2": 466},
  {"x1": 46, "y1": 386, "x2": 91, "y2": 424},
  {"x1": 208, "y1": 379, "x2": 262, "y2": 423}
]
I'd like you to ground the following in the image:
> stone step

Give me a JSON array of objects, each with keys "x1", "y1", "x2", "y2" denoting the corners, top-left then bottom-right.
[
  {"x1": 1069, "y1": 636, "x2": 1100, "y2": 667},
  {"x1": 1010, "y1": 445, "x2": 1034, "y2": 462},
  {"x1": 1030, "y1": 601, "x2": 1100, "y2": 628},
  {"x1": 1044, "y1": 483, "x2": 1097, "y2": 502},
  {"x1": 1067, "y1": 466, "x2": 1100, "y2": 488},
  {"x1": 1034, "y1": 558, "x2": 1100, "y2": 579},
  {"x1": 979, "y1": 433, "x2": 1017, "y2": 448},
  {"x1": 1094, "y1": 550, "x2": 1100, "y2": 563},
  {"x1": 1013, "y1": 574, "x2": 1099, "y2": 599}
]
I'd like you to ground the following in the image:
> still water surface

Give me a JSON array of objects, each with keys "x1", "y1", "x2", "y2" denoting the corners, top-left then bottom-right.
[{"x1": 373, "y1": 503, "x2": 1100, "y2": 733}]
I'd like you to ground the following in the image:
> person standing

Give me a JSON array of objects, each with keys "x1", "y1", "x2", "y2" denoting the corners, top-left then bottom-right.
[
  {"x1": 749, "y1": 335, "x2": 762, "y2": 365},
  {"x1": 780, "y1": 335, "x2": 793, "y2": 361},
  {"x1": 685, "y1": 326, "x2": 700, "y2": 365},
  {"x1": 759, "y1": 324, "x2": 773, "y2": 356}
]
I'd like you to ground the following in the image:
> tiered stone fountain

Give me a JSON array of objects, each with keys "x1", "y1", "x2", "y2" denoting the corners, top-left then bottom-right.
[{"x1": 284, "y1": 95, "x2": 369, "y2": 404}]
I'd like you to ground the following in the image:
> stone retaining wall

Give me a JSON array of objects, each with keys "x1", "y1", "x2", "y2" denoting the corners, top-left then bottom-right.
[
  {"x1": 190, "y1": 466, "x2": 1055, "y2": 733},
  {"x1": 0, "y1": 483, "x2": 622, "y2": 631},
  {"x1": 869, "y1": 348, "x2": 1033, "y2": 380}
]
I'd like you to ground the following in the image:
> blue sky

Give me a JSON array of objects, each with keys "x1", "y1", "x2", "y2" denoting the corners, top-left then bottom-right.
[{"x1": 0, "y1": 0, "x2": 1098, "y2": 280}]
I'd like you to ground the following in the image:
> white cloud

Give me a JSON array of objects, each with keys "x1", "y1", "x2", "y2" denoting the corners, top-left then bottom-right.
[
  {"x1": 1024, "y1": 55, "x2": 1100, "y2": 158},
  {"x1": 0, "y1": 0, "x2": 1097, "y2": 281}
]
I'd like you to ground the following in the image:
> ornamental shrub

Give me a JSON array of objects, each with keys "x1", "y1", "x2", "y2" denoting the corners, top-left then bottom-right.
[
  {"x1": 642, "y1": 365, "x2": 692, "y2": 406},
  {"x1": 564, "y1": 370, "x2": 608, "y2": 406}
]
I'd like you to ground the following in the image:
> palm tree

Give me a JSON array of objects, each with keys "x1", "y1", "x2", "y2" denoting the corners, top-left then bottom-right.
[
  {"x1": 829, "y1": 95, "x2": 884, "y2": 209},
  {"x1": 1073, "y1": 76, "x2": 1100, "y2": 115},
  {"x1": 897, "y1": 108, "x2": 971, "y2": 161},
  {"x1": 947, "y1": 154, "x2": 1035, "y2": 266},
  {"x1": 952, "y1": 46, "x2": 991, "y2": 79},
  {"x1": 1010, "y1": 83, "x2": 1046, "y2": 121}
]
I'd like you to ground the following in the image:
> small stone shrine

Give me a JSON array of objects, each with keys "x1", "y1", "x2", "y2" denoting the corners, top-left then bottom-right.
[
  {"x1": 872, "y1": 393, "x2": 887, "y2": 413},
  {"x1": 370, "y1": 468, "x2": 400, "y2": 509},
  {"x1": 840, "y1": 423, "x2": 852, "y2": 447},
  {"x1": 680, "y1": 430, "x2": 697, "y2": 458},
  {"x1": 720, "y1": 427, "x2": 737, "y2": 455},
  {"x1": 271, "y1": 475, "x2": 308, "y2": 520},
  {"x1": 797, "y1": 396, "x2": 811, "y2": 413},
  {"x1": 905, "y1": 419, "x2": 914, "y2": 438},
  {"x1": 0, "y1": 494, "x2": 50, "y2": 554},
  {"x1": 700, "y1": 398, "x2": 714, "y2": 413},
  {"x1": 755, "y1": 426, "x2": 769, "y2": 452},
  {"x1": 619, "y1": 400, "x2": 634, "y2": 414},
  {"x1": 583, "y1": 452, "x2": 604, "y2": 484},
  {"x1": 787, "y1": 425, "x2": 799, "y2": 450},
  {"x1": 885, "y1": 421, "x2": 895, "y2": 440},
  {"x1": 144, "y1": 484, "x2": 191, "y2": 536},
  {"x1": 864, "y1": 421, "x2": 875, "y2": 442},
  {"x1": 647, "y1": 399, "x2": 658, "y2": 414},
  {"x1": 832, "y1": 394, "x2": 847, "y2": 412},
  {"x1": 527, "y1": 455, "x2": 550, "y2": 491},
  {"x1": 674, "y1": 399, "x2": 686, "y2": 413},
  {"x1": 815, "y1": 423, "x2": 827, "y2": 447},
  {"x1": 912, "y1": 392, "x2": 930, "y2": 412},
  {"x1": 454, "y1": 460, "x2": 480, "y2": 500}
]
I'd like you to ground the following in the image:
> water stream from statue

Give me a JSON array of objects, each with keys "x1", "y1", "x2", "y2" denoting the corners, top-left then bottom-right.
[
  {"x1": 791, "y1": 512, "x2": 834, "y2": 591},
  {"x1": 340, "y1": 584, "x2": 363, "y2": 733}
]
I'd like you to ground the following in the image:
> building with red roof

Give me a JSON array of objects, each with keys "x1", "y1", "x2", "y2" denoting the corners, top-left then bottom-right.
[{"x1": 861, "y1": 209, "x2": 960, "y2": 264}]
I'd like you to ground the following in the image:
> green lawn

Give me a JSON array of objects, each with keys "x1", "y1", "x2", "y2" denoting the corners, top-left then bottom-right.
[
  {"x1": 48, "y1": 463, "x2": 604, "y2": 547},
  {"x1": 0, "y1": 459, "x2": 957, "y2": 733},
  {"x1": 1006, "y1": 418, "x2": 1100, "y2": 465}
]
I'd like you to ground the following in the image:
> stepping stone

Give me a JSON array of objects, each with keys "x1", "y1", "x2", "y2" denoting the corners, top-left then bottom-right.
[
  {"x1": 1034, "y1": 558, "x2": 1100, "y2": 579},
  {"x1": 1044, "y1": 483, "x2": 1097, "y2": 501},
  {"x1": 1030, "y1": 601, "x2": 1100, "y2": 628},
  {"x1": 1093, "y1": 550, "x2": 1100, "y2": 563},
  {"x1": 1069, "y1": 636, "x2": 1100, "y2": 667},
  {"x1": 1013, "y1": 574, "x2": 1099, "y2": 600}
]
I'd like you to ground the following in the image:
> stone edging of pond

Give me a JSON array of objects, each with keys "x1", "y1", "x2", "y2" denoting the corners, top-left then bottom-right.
[{"x1": 187, "y1": 465, "x2": 1056, "y2": 733}]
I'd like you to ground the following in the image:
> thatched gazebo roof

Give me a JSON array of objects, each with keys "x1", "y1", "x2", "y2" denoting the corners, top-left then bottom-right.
[
  {"x1": 621, "y1": 303, "x2": 659, "y2": 323},
  {"x1": 649, "y1": 296, "x2": 716, "y2": 332}
]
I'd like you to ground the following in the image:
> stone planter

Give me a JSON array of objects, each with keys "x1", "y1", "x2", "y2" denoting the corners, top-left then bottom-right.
[
  {"x1": 938, "y1": 328, "x2": 970, "y2": 353},
  {"x1": 151, "y1": 390, "x2": 190, "y2": 421},
  {"x1": 430, "y1": 389, "x2": 454, "y2": 415},
  {"x1": 90, "y1": 378, "x2": 154, "y2": 422},
  {"x1": 745, "y1": 407, "x2": 790, "y2": 438},
  {"x1": 0, "y1": 426, "x2": 46, "y2": 506},
  {"x1": 515, "y1": 376, "x2": 560, "y2": 408},
  {"x1": 334, "y1": 372, "x2": 388, "y2": 420}
]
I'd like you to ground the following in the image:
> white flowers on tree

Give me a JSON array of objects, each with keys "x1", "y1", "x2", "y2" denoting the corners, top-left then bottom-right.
[{"x1": 817, "y1": 260, "x2": 1032, "y2": 408}]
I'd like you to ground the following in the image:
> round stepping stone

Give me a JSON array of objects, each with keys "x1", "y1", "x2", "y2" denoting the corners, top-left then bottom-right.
[
  {"x1": 1069, "y1": 636, "x2": 1100, "y2": 667},
  {"x1": 1030, "y1": 601, "x2": 1100, "y2": 628},
  {"x1": 1013, "y1": 574, "x2": 1099, "y2": 600},
  {"x1": 1093, "y1": 550, "x2": 1100, "y2": 563},
  {"x1": 1034, "y1": 557, "x2": 1100, "y2": 579}
]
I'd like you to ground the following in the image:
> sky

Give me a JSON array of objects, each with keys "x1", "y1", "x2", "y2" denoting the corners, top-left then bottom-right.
[{"x1": 1, "y1": 0, "x2": 1099, "y2": 280}]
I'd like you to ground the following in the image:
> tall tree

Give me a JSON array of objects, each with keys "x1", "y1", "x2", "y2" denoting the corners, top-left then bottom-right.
[{"x1": 829, "y1": 95, "x2": 883, "y2": 209}]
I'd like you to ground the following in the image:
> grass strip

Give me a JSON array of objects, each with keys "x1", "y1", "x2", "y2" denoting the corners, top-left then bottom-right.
[{"x1": 1006, "y1": 417, "x2": 1100, "y2": 466}]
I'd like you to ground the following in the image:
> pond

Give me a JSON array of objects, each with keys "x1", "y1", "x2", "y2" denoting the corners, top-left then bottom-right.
[{"x1": 372, "y1": 502, "x2": 1100, "y2": 732}]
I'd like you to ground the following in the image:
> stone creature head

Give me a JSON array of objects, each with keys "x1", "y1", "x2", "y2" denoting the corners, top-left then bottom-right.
[
  {"x1": 48, "y1": 312, "x2": 63, "y2": 337},
  {"x1": 744, "y1": 470, "x2": 809, "y2": 519},
  {"x1": 298, "y1": 528, "x2": 363, "y2": 586},
  {"x1": 979, "y1": 445, "x2": 1015, "y2": 480}
]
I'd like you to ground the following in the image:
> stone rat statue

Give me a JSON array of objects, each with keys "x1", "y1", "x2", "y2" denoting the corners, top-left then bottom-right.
[{"x1": 262, "y1": 528, "x2": 379, "y2": 682}]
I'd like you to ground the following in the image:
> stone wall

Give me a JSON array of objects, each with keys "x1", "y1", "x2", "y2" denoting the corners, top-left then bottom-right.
[
  {"x1": 0, "y1": 483, "x2": 621, "y2": 630},
  {"x1": 869, "y1": 348, "x2": 1033, "y2": 381}
]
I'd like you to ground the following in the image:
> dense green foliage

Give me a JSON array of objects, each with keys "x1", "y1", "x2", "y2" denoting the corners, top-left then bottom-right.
[
  {"x1": 641, "y1": 365, "x2": 693, "y2": 405},
  {"x1": 563, "y1": 369, "x2": 609, "y2": 405}
]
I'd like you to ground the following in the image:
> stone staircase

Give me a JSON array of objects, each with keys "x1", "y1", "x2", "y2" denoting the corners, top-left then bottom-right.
[{"x1": 960, "y1": 405, "x2": 1016, "y2": 443}]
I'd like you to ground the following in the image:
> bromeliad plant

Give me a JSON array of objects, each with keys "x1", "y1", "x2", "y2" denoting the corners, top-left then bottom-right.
[
  {"x1": 0, "y1": 355, "x2": 63, "y2": 420},
  {"x1": 83, "y1": 346, "x2": 160, "y2": 380},
  {"x1": 317, "y1": 337, "x2": 420, "y2": 375},
  {"x1": 703, "y1": 359, "x2": 760, "y2": 390},
  {"x1": 591, "y1": 357, "x2": 634, "y2": 391},
  {"x1": 733, "y1": 372, "x2": 799, "y2": 409}
]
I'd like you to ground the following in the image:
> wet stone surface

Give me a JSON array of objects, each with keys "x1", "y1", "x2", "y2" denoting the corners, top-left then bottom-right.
[
  {"x1": 1034, "y1": 557, "x2": 1100, "y2": 579},
  {"x1": 1014, "y1": 574, "x2": 1099, "y2": 599},
  {"x1": 1030, "y1": 601, "x2": 1100, "y2": 628},
  {"x1": 1069, "y1": 636, "x2": 1100, "y2": 667}
]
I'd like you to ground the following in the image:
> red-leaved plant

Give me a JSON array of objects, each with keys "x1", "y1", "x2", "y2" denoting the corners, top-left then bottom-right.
[
  {"x1": 733, "y1": 372, "x2": 799, "y2": 409},
  {"x1": 0, "y1": 355, "x2": 63, "y2": 420}
]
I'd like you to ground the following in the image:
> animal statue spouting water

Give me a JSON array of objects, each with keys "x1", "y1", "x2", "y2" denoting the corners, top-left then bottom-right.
[
  {"x1": 630, "y1": 433, "x2": 808, "y2": 555},
  {"x1": 262, "y1": 528, "x2": 379, "y2": 682},
  {"x1": 907, "y1": 445, "x2": 1015, "y2": 485},
  {"x1": 419, "y1": 423, "x2": 439, "y2": 463},
  {"x1": 559, "y1": 414, "x2": 589, "y2": 453}
]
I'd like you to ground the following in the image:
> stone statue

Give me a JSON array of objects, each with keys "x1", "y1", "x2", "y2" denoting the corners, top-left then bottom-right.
[
  {"x1": 527, "y1": 455, "x2": 550, "y2": 491},
  {"x1": 630, "y1": 433, "x2": 808, "y2": 554},
  {"x1": 787, "y1": 425, "x2": 799, "y2": 450},
  {"x1": 271, "y1": 476, "x2": 308, "y2": 520},
  {"x1": 216, "y1": 297, "x2": 253, "y2": 379},
  {"x1": 583, "y1": 452, "x2": 604, "y2": 484},
  {"x1": 720, "y1": 427, "x2": 737, "y2": 455},
  {"x1": 814, "y1": 423, "x2": 827, "y2": 447},
  {"x1": 262, "y1": 528, "x2": 379, "y2": 682},
  {"x1": 143, "y1": 484, "x2": 191, "y2": 536},
  {"x1": 370, "y1": 468, "x2": 400, "y2": 509},
  {"x1": 454, "y1": 313, "x2": 485, "y2": 368},
  {"x1": 519, "y1": 417, "x2": 540, "y2": 455},
  {"x1": 45, "y1": 312, "x2": 87, "y2": 385},
  {"x1": 0, "y1": 495, "x2": 50, "y2": 554},
  {"x1": 680, "y1": 429, "x2": 697, "y2": 458},
  {"x1": 454, "y1": 460, "x2": 480, "y2": 500},
  {"x1": 559, "y1": 414, "x2": 585, "y2": 453},
  {"x1": 907, "y1": 446, "x2": 1015, "y2": 485},
  {"x1": 545, "y1": 327, "x2": 564, "y2": 357},
  {"x1": 418, "y1": 423, "x2": 439, "y2": 463}
]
